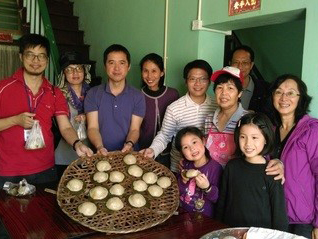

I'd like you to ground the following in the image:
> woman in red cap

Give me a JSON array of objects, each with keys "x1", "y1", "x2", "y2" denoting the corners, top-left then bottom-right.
[
  {"x1": 204, "y1": 67, "x2": 284, "y2": 182},
  {"x1": 204, "y1": 66, "x2": 247, "y2": 167}
]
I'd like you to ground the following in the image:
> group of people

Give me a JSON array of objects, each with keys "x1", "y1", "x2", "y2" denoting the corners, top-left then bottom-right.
[{"x1": 0, "y1": 33, "x2": 316, "y2": 239}]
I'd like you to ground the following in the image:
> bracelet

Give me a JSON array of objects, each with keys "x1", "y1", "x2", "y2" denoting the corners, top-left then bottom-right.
[
  {"x1": 202, "y1": 185, "x2": 212, "y2": 193},
  {"x1": 96, "y1": 145, "x2": 104, "y2": 150},
  {"x1": 72, "y1": 139, "x2": 81, "y2": 151},
  {"x1": 125, "y1": 140, "x2": 135, "y2": 147}
]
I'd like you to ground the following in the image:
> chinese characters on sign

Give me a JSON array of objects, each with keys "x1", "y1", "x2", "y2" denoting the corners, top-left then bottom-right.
[
  {"x1": 228, "y1": 0, "x2": 261, "y2": 16},
  {"x1": 0, "y1": 33, "x2": 13, "y2": 43}
]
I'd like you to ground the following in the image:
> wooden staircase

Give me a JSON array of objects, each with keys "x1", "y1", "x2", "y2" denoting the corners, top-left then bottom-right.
[
  {"x1": 18, "y1": 0, "x2": 101, "y2": 86},
  {"x1": 0, "y1": 0, "x2": 21, "y2": 34}
]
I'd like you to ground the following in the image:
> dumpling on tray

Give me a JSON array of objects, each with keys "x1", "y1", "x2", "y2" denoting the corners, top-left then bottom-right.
[
  {"x1": 123, "y1": 154, "x2": 137, "y2": 165},
  {"x1": 133, "y1": 180, "x2": 148, "y2": 192},
  {"x1": 78, "y1": 202, "x2": 97, "y2": 216},
  {"x1": 142, "y1": 172, "x2": 158, "y2": 184},
  {"x1": 93, "y1": 172, "x2": 108, "y2": 183},
  {"x1": 128, "y1": 165, "x2": 143, "y2": 177},
  {"x1": 66, "y1": 179, "x2": 83, "y2": 192},
  {"x1": 96, "y1": 160, "x2": 111, "y2": 172},
  {"x1": 109, "y1": 184, "x2": 125, "y2": 196},
  {"x1": 128, "y1": 193, "x2": 146, "y2": 208},
  {"x1": 157, "y1": 176, "x2": 172, "y2": 189},
  {"x1": 106, "y1": 197, "x2": 124, "y2": 211},
  {"x1": 148, "y1": 185, "x2": 164, "y2": 197},
  {"x1": 89, "y1": 186, "x2": 108, "y2": 200},
  {"x1": 109, "y1": 171, "x2": 125, "y2": 183}
]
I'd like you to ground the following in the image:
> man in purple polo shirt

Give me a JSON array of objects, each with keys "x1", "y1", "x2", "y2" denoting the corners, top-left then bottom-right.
[{"x1": 85, "y1": 44, "x2": 146, "y2": 154}]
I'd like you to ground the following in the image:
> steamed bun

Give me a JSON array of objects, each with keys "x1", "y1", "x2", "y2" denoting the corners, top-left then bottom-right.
[
  {"x1": 66, "y1": 179, "x2": 83, "y2": 192},
  {"x1": 157, "y1": 176, "x2": 171, "y2": 189},
  {"x1": 96, "y1": 160, "x2": 111, "y2": 172},
  {"x1": 148, "y1": 185, "x2": 164, "y2": 197},
  {"x1": 78, "y1": 202, "x2": 97, "y2": 216},
  {"x1": 186, "y1": 169, "x2": 200, "y2": 178},
  {"x1": 106, "y1": 197, "x2": 124, "y2": 211},
  {"x1": 133, "y1": 180, "x2": 148, "y2": 192},
  {"x1": 142, "y1": 172, "x2": 158, "y2": 184},
  {"x1": 123, "y1": 154, "x2": 137, "y2": 165},
  {"x1": 89, "y1": 186, "x2": 108, "y2": 200},
  {"x1": 109, "y1": 171, "x2": 125, "y2": 183},
  {"x1": 109, "y1": 184, "x2": 125, "y2": 196},
  {"x1": 93, "y1": 171, "x2": 108, "y2": 183},
  {"x1": 128, "y1": 165, "x2": 143, "y2": 177},
  {"x1": 128, "y1": 193, "x2": 146, "y2": 208}
]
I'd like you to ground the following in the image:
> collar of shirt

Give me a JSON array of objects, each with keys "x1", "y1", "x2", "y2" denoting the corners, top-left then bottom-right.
[
  {"x1": 14, "y1": 67, "x2": 54, "y2": 92},
  {"x1": 185, "y1": 92, "x2": 211, "y2": 107},
  {"x1": 212, "y1": 103, "x2": 246, "y2": 129},
  {"x1": 105, "y1": 81, "x2": 128, "y2": 96},
  {"x1": 244, "y1": 75, "x2": 254, "y2": 93}
]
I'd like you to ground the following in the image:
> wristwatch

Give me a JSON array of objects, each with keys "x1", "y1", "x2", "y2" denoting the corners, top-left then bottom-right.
[
  {"x1": 125, "y1": 140, "x2": 135, "y2": 147},
  {"x1": 72, "y1": 139, "x2": 81, "y2": 151}
]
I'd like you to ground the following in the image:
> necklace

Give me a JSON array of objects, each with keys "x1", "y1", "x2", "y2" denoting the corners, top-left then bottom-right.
[
  {"x1": 67, "y1": 83, "x2": 90, "y2": 114},
  {"x1": 194, "y1": 197, "x2": 205, "y2": 210}
]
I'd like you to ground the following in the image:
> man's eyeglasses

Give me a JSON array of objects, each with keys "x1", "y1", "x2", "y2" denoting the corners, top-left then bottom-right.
[
  {"x1": 23, "y1": 52, "x2": 48, "y2": 62},
  {"x1": 231, "y1": 61, "x2": 251, "y2": 67},
  {"x1": 187, "y1": 77, "x2": 209, "y2": 84},
  {"x1": 273, "y1": 89, "x2": 300, "y2": 98},
  {"x1": 64, "y1": 65, "x2": 84, "y2": 74}
]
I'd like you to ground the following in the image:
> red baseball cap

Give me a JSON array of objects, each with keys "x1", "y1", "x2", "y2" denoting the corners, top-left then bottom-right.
[{"x1": 211, "y1": 66, "x2": 244, "y2": 84}]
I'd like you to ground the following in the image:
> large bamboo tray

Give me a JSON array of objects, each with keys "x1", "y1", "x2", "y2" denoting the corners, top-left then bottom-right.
[{"x1": 56, "y1": 151, "x2": 179, "y2": 234}]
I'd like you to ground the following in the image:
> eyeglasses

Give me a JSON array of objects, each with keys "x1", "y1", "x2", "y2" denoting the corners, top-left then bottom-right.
[
  {"x1": 187, "y1": 77, "x2": 209, "y2": 84},
  {"x1": 231, "y1": 61, "x2": 251, "y2": 67},
  {"x1": 273, "y1": 89, "x2": 300, "y2": 98},
  {"x1": 64, "y1": 65, "x2": 84, "y2": 74},
  {"x1": 23, "y1": 52, "x2": 48, "y2": 62}
]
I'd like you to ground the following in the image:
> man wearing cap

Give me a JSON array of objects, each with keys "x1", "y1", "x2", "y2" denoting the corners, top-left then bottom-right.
[
  {"x1": 141, "y1": 60, "x2": 218, "y2": 173},
  {"x1": 0, "y1": 34, "x2": 93, "y2": 187},
  {"x1": 230, "y1": 45, "x2": 269, "y2": 112},
  {"x1": 84, "y1": 44, "x2": 146, "y2": 154}
]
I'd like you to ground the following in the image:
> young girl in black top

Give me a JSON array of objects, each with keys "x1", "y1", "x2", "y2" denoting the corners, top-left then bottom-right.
[{"x1": 216, "y1": 112, "x2": 288, "y2": 231}]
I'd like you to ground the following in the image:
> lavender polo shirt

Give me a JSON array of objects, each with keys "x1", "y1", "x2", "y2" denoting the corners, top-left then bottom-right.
[{"x1": 84, "y1": 83, "x2": 146, "y2": 151}]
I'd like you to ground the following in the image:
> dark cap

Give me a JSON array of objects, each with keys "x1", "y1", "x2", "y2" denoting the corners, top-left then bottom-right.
[{"x1": 59, "y1": 51, "x2": 88, "y2": 70}]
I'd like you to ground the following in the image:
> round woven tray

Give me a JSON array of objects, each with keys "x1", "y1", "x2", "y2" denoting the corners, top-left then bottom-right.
[{"x1": 57, "y1": 151, "x2": 179, "y2": 234}]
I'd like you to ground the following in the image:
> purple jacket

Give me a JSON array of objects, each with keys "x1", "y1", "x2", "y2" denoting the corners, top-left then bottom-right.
[
  {"x1": 178, "y1": 158, "x2": 222, "y2": 218},
  {"x1": 281, "y1": 115, "x2": 318, "y2": 227}
]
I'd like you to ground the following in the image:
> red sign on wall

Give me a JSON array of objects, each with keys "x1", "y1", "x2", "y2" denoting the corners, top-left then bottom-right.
[
  {"x1": 228, "y1": 0, "x2": 261, "y2": 16},
  {"x1": 0, "y1": 33, "x2": 13, "y2": 43}
]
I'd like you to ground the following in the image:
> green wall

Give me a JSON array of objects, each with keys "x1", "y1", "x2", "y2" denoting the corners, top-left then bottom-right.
[
  {"x1": 235, "y1": 19, "x2": 305, "y2": 83},
  {"x1": 72, "y1": 0, "x2": 223, "y2": 96},
  {"x1": 201, "y1": 0, "x2": 318, "y2": 116},
  {"x1": 73, "y1": 0, "x2": 318, "y2": 117},
  {"x1": 73, "y1": 0, "x2": 165, "y2": 89}
]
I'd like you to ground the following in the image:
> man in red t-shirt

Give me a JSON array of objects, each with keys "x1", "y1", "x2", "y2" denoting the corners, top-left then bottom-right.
[{"x1": 0, "y1": 34, "x2": 92, "y2": 187}]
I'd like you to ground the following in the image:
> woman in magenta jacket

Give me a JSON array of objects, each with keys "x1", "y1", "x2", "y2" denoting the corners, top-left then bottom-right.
[{"x1": 268, "y1": 74, "x2": 318, "y2": 239}]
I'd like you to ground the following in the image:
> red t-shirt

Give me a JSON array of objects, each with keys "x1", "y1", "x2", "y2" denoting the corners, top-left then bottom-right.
[{"x1": 0, "y1": 68, "x2": 68, "y2": 176}]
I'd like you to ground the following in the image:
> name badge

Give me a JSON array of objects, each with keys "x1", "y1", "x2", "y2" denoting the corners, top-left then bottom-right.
[{"x1": 24, "y1": 129, "x2": 32, "y2": 142}]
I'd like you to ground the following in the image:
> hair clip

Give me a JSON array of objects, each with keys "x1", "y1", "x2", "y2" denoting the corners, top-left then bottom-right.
[{"x1": 237, "y1": 120, "x2": 241, "y2": 127}]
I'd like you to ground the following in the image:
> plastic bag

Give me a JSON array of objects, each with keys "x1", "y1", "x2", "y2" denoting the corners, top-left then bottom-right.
[
  {"x1": 77, "y1": 120, "x2": 87, "y2": 140},
  {"x1": 25, "y1": 120, "x2": 46, "y2": 150},
  {"x1": 3, "y1": 179, "x2": 36, "y2": 196}
]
